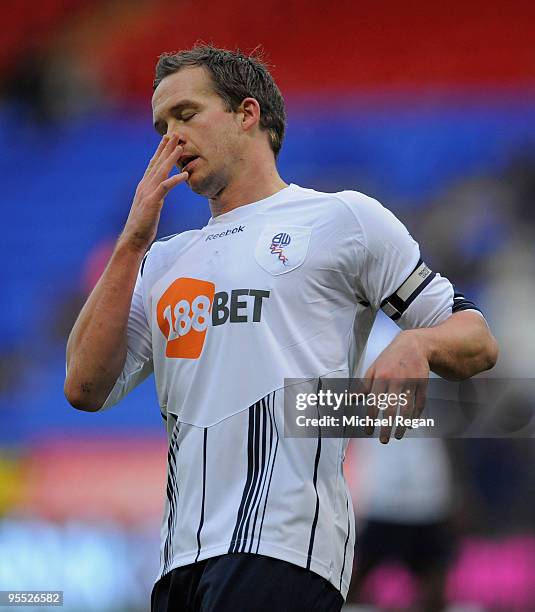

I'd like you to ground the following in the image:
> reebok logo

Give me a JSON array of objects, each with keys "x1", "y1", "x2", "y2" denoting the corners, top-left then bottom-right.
[{"x1": 205, "y1": 225, "x2": 245, "y2": 241}]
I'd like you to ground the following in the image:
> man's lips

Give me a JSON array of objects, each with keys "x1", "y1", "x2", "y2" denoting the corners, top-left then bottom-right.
[{"x1": 179, "y1": 155, "x2": 199, "y2": 173}]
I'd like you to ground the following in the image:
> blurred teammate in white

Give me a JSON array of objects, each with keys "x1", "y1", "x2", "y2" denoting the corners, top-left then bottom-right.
[
  {"x1": 347, "y1": 320, "x2": 457, "y2": 611},
  {"x1": 64, "y1": 46, "x2": 498, "y2": 612}
]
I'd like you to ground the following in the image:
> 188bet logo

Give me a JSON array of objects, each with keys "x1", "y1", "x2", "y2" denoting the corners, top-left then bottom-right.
[{"x1": 157, "y1": 277, "x2": 270, "y2": 359}]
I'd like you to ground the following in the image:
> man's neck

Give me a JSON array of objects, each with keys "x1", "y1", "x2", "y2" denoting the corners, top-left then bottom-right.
[{"x1": 208, "y1": 166, "x2": 288, "y2": 218}]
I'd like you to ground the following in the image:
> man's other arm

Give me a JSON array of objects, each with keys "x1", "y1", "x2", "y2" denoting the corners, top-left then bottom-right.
[
  {"x1": 368, "y1": 310, "x2": 498, "y2": 382},
  {"x1": 64, "y1": 240, "x2": 146, "y2": 410},
  {"x1": 64, "y1": 134, "x2": 188, "y2": 411}
]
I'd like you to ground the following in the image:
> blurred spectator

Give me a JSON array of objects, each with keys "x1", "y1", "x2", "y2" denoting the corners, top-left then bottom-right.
[
  {"x1": 415, "y1": 175, "x2": 514, "y2": 288},
  {"x1": 3, "y1": 45, "x2": 101, "y2": 125}
]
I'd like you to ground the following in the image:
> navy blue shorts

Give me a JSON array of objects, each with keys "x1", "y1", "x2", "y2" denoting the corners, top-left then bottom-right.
[{"x1": 151, "y1": 553, "x2": 344, "y2": 612}]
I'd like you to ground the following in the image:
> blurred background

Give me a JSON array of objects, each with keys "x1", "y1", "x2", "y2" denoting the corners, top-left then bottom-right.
[{"x1": 1, "y1": 1, "x2": 535, "y2": 610}]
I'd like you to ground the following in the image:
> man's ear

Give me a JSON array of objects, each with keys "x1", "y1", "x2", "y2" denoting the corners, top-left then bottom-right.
[{"x1": 239, "y1": 97, "x2": 261, "y2": 131}]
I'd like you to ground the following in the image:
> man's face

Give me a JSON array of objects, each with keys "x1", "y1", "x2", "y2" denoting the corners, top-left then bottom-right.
[{"x1": 152, "y1": 66, "x2": 244, "y2": 198}]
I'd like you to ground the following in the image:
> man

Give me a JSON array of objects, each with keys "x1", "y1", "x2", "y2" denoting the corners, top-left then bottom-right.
[{"x1": 64, "y1": 46, "x2": 498, "y2": 612}]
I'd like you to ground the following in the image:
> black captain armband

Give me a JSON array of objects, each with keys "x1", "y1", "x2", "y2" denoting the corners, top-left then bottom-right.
[{"x1": 381, "y1": 259, "x2": 434, "y2": 321}]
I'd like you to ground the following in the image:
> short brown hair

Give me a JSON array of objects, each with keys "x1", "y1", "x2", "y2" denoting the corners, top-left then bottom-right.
[{"x1": 154, "y1": 45, "x2": 286, "y2": 157}]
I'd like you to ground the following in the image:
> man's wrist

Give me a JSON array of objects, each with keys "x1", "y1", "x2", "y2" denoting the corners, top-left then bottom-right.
[
  {"x1": 116, "y1": 232, "x2": 151, "y2": 257},
  {"x1": 398, "y1": 328, "x2": 435, "y2": 366}
]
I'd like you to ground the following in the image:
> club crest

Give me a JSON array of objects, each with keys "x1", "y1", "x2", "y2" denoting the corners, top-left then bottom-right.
[
  {"x1": 255, "y1": 226, "x2": 311, "y2": 275},
  {"x1": 270, "y1": 232, "x2": 292, "y2": 266}
]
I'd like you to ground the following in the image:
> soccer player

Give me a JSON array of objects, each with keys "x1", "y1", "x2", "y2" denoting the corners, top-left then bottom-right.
[{"x1": 64, "y1": 46, "x2": 498, "y2": 612}]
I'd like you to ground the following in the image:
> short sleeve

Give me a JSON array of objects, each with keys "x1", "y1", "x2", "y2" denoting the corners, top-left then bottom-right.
[
  {"x1": 349, "y1": 194, "x2": 421, "y2": 309},
  {"x1": 101, "y1": 267, "x2": 153, "y2": 409},
  {"x1": 344, "y1": 193, "x2": 484, "y2": 330}
]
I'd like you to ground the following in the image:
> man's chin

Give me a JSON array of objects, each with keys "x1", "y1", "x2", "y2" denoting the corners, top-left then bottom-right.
[
  {"x1": 187, "y1": 172, "x2": 223, "y2": 199},
  {"x1": 186, "y1": 173, "x2": 205, "y2": 195}
]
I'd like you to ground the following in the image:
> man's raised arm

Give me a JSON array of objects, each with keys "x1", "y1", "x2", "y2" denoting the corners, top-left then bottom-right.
[{"x1": 64, "y1": 134, "x2": 188, "y2": 411}]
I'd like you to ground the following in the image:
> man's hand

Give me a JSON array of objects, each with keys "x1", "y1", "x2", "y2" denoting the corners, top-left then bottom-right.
[
  {"x1": 121, "y1": 134, "x2": 189, "y2": 251},
  {"x1": 65, "y1": 135, "x2": 188, "y2": 411},
  {"x1": 363, "y1": 332, "x2": 429, "y2": 444},
  {"x1": 363, "y1": 311, "x2": 498, "y2": 444}
]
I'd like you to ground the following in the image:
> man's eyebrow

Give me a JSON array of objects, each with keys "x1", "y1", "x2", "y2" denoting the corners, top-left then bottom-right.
[{"x1": 153, "y1": 100, "x2": 201, "y2": 130}]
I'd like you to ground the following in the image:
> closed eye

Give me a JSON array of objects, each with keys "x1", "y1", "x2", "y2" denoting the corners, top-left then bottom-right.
[{"x1": 175, "y1": 111, "x2": 196, "y2": 123}]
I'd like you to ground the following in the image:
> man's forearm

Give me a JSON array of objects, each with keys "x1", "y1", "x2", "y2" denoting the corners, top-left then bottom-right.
[
  {"x1": 64, "y1": 237, "x2": 146, "y2": 411},
  {"x1": 405, "y1": 310, "x2": 499, "y2": 380},
  {"x1": 65, "y1": 135, "x2": 188, "y2": 411}
]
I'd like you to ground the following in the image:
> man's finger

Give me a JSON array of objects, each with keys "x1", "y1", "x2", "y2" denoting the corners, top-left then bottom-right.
[
  {"x1": 147, "y1": 137, "x2": 182, "y2": 181},
  {"x1": 143, "y1": 135, "x2": 170, "y2": 178},
  {"x1": 364, "y1": 378, "x2": 386, "y2": 437},
  {"x1": 158, "y1": 142, "x2": 185, "y2": 179},
  {"x1": 156, "y1": 171, "x2": 189, "y2": 197},
  {"x1": 394, "y1": 381, "x2": 416, "y2": 440},
  {"x1": 411, "y1": 378, "x2": 429, "y2": 421},
  {"x1": 379, "y1": 400, "x2": 396, "y2": 444},
  {"x1": 379, "y1": 380, "x2": 403, "y2": 444}
]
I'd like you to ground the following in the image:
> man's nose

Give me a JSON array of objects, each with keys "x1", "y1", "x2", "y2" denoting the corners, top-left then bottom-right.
[{"x1": 166, "y1": 124, "x2": 186, "y2": 145}]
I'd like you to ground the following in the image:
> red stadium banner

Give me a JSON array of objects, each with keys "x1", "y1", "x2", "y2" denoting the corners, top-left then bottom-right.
[{"x1": 19, "y1": 437, "x2": 167, "y2": 524}]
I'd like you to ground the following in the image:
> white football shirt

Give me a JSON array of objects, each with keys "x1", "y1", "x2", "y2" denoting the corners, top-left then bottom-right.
[{"x1": 101, "y1": 184, "x2": 479, "y2": 598}]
